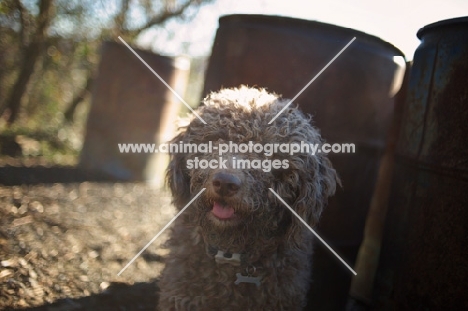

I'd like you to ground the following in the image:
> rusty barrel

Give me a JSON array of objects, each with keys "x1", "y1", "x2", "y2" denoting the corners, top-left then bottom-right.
[
  {"x1": 203, "y1": 14, "x2": 405, "y2": 310},
  {"x1": 80, "y1": 41, "x2": 189, "y2": 185},
  {"x1": 373, "y1": 17, "x2": 468, "y2": 310}
]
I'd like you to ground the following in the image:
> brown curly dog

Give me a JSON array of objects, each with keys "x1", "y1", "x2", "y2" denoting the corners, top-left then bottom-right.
[{"x1": 158, "y1": 86, "x2": 338, "y2": 310}]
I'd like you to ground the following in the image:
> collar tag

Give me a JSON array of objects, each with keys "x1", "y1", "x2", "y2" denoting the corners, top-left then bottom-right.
[
  {"x1": 234, "y1": 273, "x2": 261, "y2": 287},
  {"x1": 214, "y1": 250, "x2": 241, "y2": 266}
]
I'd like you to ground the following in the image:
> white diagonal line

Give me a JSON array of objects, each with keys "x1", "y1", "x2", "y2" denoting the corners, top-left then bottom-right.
[
  {"x1": 268, "y1": 188, "x2": 357, "y2": 275},
  {"x1": 268, "y1": 37, "x2": 356, "y2": 124},
  {"x1": 118, "y1": 36, "x2": 207, "y2": 124},
  {"x1": 117, "y1": 188, "x2": 206, "y2": 276}
]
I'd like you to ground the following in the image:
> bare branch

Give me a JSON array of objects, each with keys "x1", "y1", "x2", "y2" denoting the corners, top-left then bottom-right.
[
  {"x1": 13, "y1": 0, "x2": 27, "y2": 47},
  {"x1": 113, "y1": 0, "x2": 130, "y2": 33},
  {"x1": 127, "y1": 0, "x2": 204, "y2": 36}
]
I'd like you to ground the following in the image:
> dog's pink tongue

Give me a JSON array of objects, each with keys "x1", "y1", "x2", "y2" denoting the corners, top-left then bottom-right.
[{"x1": 212, "y1": 202, "x2": 235, "y2": 219}]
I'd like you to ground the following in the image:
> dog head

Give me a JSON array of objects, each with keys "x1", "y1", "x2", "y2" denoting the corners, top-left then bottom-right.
[{"x1": 166, "y1": 86, "x2": 338, "y2": 253}]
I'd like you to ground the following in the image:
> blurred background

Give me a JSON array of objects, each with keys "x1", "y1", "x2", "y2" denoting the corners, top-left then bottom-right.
[{"x1": 0, "y1": 0, "x2": 466, "y2": 166}]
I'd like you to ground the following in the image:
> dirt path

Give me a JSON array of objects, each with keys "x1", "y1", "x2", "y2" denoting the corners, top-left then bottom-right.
[{"x1": 0, "y1": 182, "x2": 175, "y2": 310}]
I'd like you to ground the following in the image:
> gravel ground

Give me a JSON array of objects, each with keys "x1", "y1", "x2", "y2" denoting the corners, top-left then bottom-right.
[{"x1": 0, "y1": 181, "x2": 175, "y2": 310}]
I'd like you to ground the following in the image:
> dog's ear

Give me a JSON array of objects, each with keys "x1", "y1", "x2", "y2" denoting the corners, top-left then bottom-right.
[
  {"x1": 166, "y1": 131, "x2": 191, "y2": 207},
  {"x1": 278, "y1": 153, "x2": 338, "y2": 243},
  {"x1": 297, "y1": 154, "x2": 338, "y2": 226}
]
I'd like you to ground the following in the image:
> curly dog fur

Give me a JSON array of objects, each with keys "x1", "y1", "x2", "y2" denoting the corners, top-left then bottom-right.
[{"x1": 158, "y1": 86, "x2": 338, "y2": 310}]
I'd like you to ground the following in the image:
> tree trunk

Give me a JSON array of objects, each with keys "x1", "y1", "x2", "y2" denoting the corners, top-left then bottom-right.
[
  {"x1": 1, "y1": 0, "x2": 54, "y2": 124},
  {"x1": 64, "y1": 75, "x2": 94, "y2": 123}
]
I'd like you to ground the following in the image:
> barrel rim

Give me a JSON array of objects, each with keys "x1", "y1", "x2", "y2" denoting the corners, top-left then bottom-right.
[
  {"x1": 417, "y1": 16, "x2": 468, "y2": 39},
  {"x1": 218, "y1": 14, "x2": 405, "y2": 58},
  {"x1": 102, "y1": 40, "x2": 180, "y2": 67}
]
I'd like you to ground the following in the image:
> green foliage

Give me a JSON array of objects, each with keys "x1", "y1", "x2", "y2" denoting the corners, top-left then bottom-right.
[{"x1": 0, "y1": 0, "x2": 213, "y2": 163}]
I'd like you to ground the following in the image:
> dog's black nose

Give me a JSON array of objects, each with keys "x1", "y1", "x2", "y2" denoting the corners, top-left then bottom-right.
[{"x1": 212, "y1": 172, "x2": 241, "y2": 197}]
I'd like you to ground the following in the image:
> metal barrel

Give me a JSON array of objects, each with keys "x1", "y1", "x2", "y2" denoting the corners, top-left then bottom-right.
[
  {"x1": 79, "y1": 41, "x2": 189, "y2": 185},
  {"x1": 203, "y1": 14, "x2": 405, "y2": 310},
  {"x1": 373, "y1": 17, "x2": 468, "y2": 310}
]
